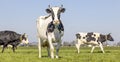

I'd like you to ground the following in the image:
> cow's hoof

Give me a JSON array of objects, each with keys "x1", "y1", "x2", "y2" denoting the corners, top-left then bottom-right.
[
  {"x1": 39, "y1": 56, "x2": 41, "y2": 58},
  {"x1": 56, "y1": 56, "x2": 59, "y2": 58}
]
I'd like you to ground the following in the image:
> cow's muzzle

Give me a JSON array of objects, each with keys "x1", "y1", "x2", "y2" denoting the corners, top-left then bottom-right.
[{"x1": 53, "y1": 20, "x2": 60, "y2": 25}]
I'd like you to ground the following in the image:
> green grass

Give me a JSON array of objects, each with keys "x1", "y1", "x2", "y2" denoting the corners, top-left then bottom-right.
[{"x1": 0, "y1": 46, "x2": 120, "y2": 62}]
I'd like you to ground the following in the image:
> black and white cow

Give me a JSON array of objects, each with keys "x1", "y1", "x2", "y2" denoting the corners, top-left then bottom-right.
[
  {"x1": 0, "y1": 30, "x2": 29, "y2": 52},
  {"x1": 37, "y1": 5, "x2": 65, "y2": 58},
  {"x1": 75, "y1": 32, "x2": 114, "y2": 53}
]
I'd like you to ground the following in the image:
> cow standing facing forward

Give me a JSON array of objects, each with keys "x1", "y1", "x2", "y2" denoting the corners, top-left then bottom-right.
[
  {"x1": 75, "y1": 32, "x2": 114, "y2": 53},
  {"x1": 37, "y1": 5, "x2": 65, "y2": 58}
]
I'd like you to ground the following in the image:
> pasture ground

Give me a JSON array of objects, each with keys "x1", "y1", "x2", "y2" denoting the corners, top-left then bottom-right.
[{"x1": 0, "y1": 46, "x2": 120, "y2": 62}]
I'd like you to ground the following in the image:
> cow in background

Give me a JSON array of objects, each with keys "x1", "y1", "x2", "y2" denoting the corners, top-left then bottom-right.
[
  {"x1": 75, "y1": 32, "x2": 114, "y2": 53},
  {"x1": 37, "y1": 5, "x2": 65, "y2": 58},
  {"x1": 0, "y1": 30, "x2": 29, "y2": 52}
]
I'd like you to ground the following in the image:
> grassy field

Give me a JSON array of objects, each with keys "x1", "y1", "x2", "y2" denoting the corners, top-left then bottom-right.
[{"x1": 0, "y1": 46, "x2": 120, "y2": 62}]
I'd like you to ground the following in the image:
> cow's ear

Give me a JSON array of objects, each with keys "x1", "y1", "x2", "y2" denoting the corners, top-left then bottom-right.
[
  {"x1": 22, "y1": 33, "x2": 27, "y2": 37},
  {"x1": 61, "y1": 8, "x2": 65, "y2": 13},
  {"x1": 23, "y1": 33, "x2": 26, "y2": 36},
  {"x1": 46, "y1": 8, "x2": 51, "y2": 13}
]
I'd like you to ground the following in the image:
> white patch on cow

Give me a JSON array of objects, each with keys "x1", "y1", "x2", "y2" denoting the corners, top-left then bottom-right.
[
  {"x1": 37, "y1": 15, "x2": 52, "y2": 40},
  {"x1": 77, "y1": 32, "x2": 87, "y2": 43},
  {"x1": 37, "y1": 15, "x2": 52, "y2": 58},
  {"x1": 21, "y1": 34, "x2": 29, "y2": 44},
  {"x1": 52, "y1": 7, "x2": 60, "y2": 22},
  {"x1": 21, "y1": 38, "x2": 29, "y2": 44}
]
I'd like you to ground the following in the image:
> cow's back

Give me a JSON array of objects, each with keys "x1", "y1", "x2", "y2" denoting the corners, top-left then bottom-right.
[
  {"x1": 76, "y1": 32, "x2": 100, "y2": 44},
  {"x1": 0, "y1": 31, "x2": 20, "y2": 42}
]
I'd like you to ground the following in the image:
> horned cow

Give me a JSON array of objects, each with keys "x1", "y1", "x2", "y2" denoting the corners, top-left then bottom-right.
[{"x1": 37, "y1": 5, "x2": 65, "y2": 58}]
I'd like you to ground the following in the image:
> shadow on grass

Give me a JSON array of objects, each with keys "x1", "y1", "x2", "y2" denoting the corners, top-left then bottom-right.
[
  {"x1": 88, "y1": 51, "x2": 111, "y2": 53},
  {"x1": 41, "y1": 56, "x2": 63, "y2": 59},
  {"x1": 75, "y1": 50, "x2": 111, "y2": 53}
]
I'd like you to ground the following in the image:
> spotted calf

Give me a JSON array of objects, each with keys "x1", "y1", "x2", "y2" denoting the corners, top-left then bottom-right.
[{"x1": 75, "y1": 32, "x2": 114, "y2": 53}]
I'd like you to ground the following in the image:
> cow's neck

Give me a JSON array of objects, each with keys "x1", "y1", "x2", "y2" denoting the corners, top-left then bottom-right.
[
  {"x1": 57, "y1": 21, "x2": 64, "y2": 33},
  {"x1": 100, "y1": 35, "x2": 107, "y2": 42},
  {"x1": 19, "y1": 35, "x2": 23, "y2": 42}
]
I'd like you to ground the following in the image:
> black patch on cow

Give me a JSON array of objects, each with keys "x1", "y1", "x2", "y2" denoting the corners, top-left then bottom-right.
[
  {"x1": 58, "y1": 21, "x2": 64, "y2": 32},
  {"x1": 83, "y1": 37, "x2": 85, "y2": 39},
  {"x1": 76, "y1": 34, "x2": 81, "y2": 39},
  {"x1": 0, "y1": 31, "x2": 21, "y2": 42},
  {"x1": 47, "y1": 22, "x2": 55, "y2": 33},
  {"x1": 46, "y1": 8, "x2": 55, "y2": 20},
  {"x1": 86, "y1": 37, "x2": 96, "y2": 42},
  {"x1": 94, "y1": 34, "x2": 96, "y2": 36},
  {"x1": 57, "y1": 9, "x2": 61, "y2": 20},
  {"x1": 86, "y1": 32, "x2": 93, "y2": 38},
  {"x1": 86, "y1": 32, "x2": 96, "y2": 42},
  {"x1": 97, "y1": 38, "x2": 100, "y2": 44},
  {"x1": 0, "y1": 39, "x2": 4, "y2": 45},
  {"x1": 98, "y1": 34, "x2": 106, "y2": 43}
]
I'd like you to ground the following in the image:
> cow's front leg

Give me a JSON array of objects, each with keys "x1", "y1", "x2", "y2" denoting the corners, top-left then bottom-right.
[
  {"x1": 48, "y1": 34, "x2": 54, "y2": 59},
  {"x1": 12, "y1": 45, "x2": 15, "y2": 52},
  {"x1": 75, "y1": 43, "x2": 80, "y2": 53},
  {"x1": 75, "y1": 40, "x2": 81, "y2": 53},
  {"x1": 56, "y1": 40, "x2": 61, "y2": 58},
  {"x1": 91, "y1": 46, "x2": 95, "y2": 53},
  {"x1": 2, "y1": 44, "x2": 7, "y2": 53}
]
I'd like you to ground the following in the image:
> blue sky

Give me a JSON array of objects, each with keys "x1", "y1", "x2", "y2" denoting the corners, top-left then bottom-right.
[{"x1": 0, "y1": 0, "x2": 120, "y2": 44}]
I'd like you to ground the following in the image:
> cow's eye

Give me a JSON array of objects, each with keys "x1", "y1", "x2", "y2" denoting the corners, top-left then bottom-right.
[{"x1": 83, "y1": 37, "x2": 85, "y2": 39}]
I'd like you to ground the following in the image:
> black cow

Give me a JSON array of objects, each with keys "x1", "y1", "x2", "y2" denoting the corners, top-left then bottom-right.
[
  {"x1": 75, "y1": 32, "x2": 114, "y2": 53},
  {"x1": 0, "y1": 30, "x2": 29, "y2": 52}
]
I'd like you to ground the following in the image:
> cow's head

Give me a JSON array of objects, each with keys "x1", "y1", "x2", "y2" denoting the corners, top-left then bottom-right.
[
  {"x1": 106, "y1": 33, "x2": 114, "y2": 41},
  {"x1": 20, "y1": 33, "x2": 29, "y2": 44},
  {"x1": 46, "y1": 5, "x2": 65, "y2": 25}
]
